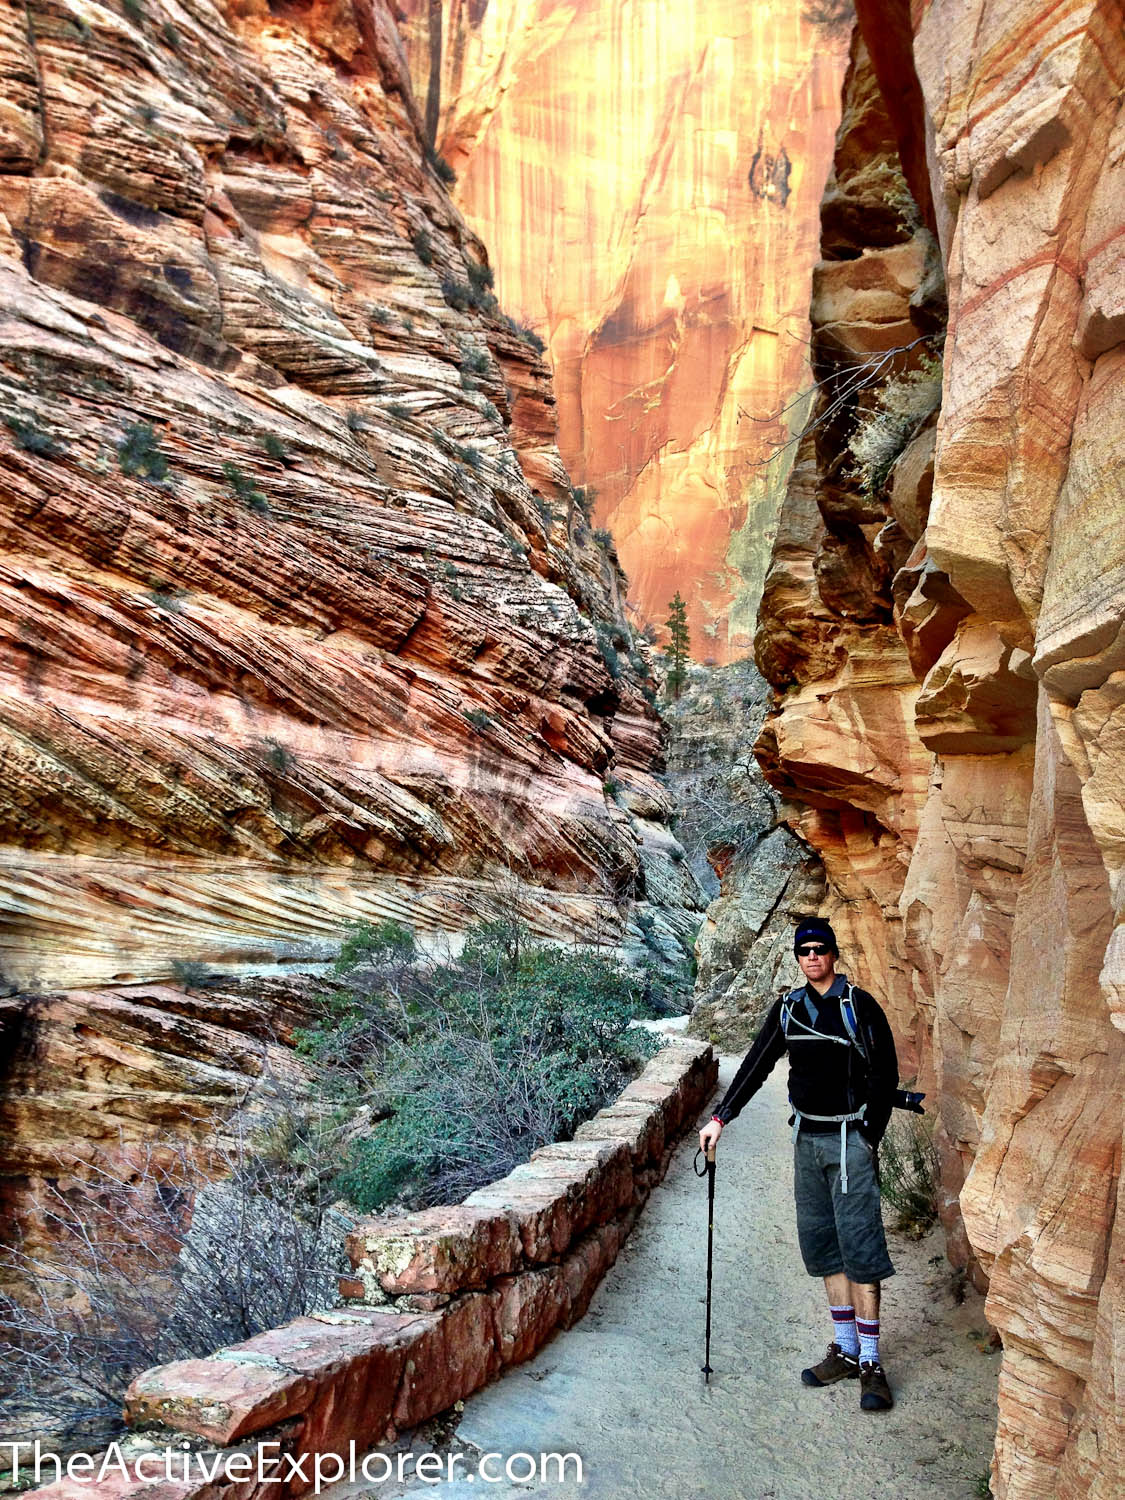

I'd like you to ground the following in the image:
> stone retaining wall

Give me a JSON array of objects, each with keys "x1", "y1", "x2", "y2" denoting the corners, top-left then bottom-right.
[{"x1": 29, "y1": 1035, "x2": 716, "y2": 1500}]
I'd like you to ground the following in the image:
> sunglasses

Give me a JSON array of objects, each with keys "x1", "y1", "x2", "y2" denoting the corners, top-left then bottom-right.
[{"x1": 796, "y1": 943, "x2": 832, "y2": 957}]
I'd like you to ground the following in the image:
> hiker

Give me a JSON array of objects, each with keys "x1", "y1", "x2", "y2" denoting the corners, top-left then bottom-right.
[{"x1": 697, "y1": 916, "x2": 898, "y2": 1412}]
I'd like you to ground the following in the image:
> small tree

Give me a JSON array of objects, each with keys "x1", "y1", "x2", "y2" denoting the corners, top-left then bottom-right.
[{"x1": 665, "y1": 592, "x2": 690, "y2": 700}]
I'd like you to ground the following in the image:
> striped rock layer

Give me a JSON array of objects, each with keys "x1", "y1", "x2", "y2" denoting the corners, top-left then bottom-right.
[
  {"x1": 0, "y1": 0, "x2": 698, "y2": 1256},
  {"x1": 754, "y1": 3, "x2": 1125, "y2": 1496}
]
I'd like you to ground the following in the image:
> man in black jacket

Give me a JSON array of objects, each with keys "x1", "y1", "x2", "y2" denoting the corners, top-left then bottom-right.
[{"x1": 697, "y1": 916, "x2": 897, "y2": 1411}]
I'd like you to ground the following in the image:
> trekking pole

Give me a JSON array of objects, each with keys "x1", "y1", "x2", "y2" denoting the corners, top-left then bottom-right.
[{"x1": 693, "y1": 1143, "x2": 717, "y2": 1382}]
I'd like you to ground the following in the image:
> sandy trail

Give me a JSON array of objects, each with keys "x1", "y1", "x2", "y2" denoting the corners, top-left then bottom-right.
[{"x1": 356, "y1": 1055, "x2": 1001, "y2": 1500}]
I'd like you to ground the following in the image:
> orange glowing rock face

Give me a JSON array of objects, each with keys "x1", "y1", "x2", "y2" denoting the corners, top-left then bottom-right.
[{"x1": 398, "y1": 0, "x2": 847, "y2": 659}]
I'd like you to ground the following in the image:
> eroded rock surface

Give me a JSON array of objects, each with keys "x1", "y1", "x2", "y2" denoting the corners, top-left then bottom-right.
[
  {"x1": 664, "y1": 661, "x2": 825, "y2": 1048},
  {"x1": 755, "y1": 5, "x2": 1125, "y2": 1495},
  {"x1": 0, "y1": 0, "x2": 699, "y2": 1265},
  {"x1": 396, "y1": 0, "x2": 849, "y2": 656}
]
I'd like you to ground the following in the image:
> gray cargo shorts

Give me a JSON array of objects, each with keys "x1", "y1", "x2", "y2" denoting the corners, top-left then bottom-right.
[{"x1": 793, "y1": 1126, "x2": 895, "y2": 1283}]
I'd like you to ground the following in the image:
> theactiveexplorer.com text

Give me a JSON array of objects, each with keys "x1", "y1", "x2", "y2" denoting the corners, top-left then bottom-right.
[{"x1": 4, "y1": 1441, "x2": 585, "y2": 1492}]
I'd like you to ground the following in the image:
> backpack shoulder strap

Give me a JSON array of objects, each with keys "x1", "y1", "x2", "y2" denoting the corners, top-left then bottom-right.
[
  {"x1": 779, "y1": 986, "x2": 805, "y2": 1041},
  {"x1": 840, "y1": 982, "x2": 870, "y2": 1066}
]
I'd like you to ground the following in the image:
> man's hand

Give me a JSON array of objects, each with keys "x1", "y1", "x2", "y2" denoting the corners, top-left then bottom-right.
[{"x1": 699, "y1": 1118, "x2": 723, "y2": 1153}]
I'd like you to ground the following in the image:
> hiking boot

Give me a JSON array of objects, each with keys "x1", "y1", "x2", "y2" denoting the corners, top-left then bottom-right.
[
  {"x1": 801, "y1": 1342, "x2": 860, "y2": 1386},
  {"x1": 859, "y1": 1360, "x2": 894, "y2": 1411}
]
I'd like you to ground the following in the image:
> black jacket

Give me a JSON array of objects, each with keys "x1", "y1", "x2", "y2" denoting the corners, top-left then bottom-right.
[{"x1": 712, "y1": 975, "x2": 899, "y2": 1147}]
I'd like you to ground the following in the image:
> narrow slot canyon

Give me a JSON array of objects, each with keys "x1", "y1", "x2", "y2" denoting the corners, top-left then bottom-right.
[{"x1": 0, "y1": 2, "x2": 1122, "y2": 1498}]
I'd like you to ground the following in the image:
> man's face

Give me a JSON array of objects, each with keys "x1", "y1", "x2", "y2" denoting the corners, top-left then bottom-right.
[{"x1": 796, "y1": 941, "x2": 836, "y2": 987}]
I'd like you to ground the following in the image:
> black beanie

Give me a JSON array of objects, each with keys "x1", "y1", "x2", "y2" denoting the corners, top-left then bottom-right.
[{"x1": 793, "y1": 917, "x2": 838, "y2": 955}]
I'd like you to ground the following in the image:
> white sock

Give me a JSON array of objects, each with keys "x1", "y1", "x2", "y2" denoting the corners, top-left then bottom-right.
[
  {"x1": 857, "y1": 1317, "x2": 880, "y2": 1364},
  {"x1": 830, "y1": 1304, "x2": 859, "y2": 1357}
]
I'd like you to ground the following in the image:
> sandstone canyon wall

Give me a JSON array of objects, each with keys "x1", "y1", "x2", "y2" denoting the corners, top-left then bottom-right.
[
  {"x1": 664, "y1": 659, "x2": 826, "y2": 1050},
  {"x1": 0, "y1": 0, "x2": 699, "y2": 1258},
  {"x1": 754, "y1": 3, "x2": 1125, "y2": 1495},
  {"x1": 395, "y1": 0, "x2": 849, "y2": 658}
]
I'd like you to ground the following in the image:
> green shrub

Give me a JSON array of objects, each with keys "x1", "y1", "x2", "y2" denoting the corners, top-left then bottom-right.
[
  {"x1": 870, "y1": 159, "x2": 922, "y2": 234},
  {"x1": 121, "y1": 0, "x2": 144, "y2": 23},
  {"x1": 386, "y1": 402, "x2": 411, "y2": 420},
  {"x1": 411, "y1": 228, "x2": 433, "y2": 266},
  {"x1": 161, "y1": 19, "x2": 180, "y2": 49},
  {"x1": 308, "y1": 920, "x2": 663, "y2": 1211},
  {"x1": 594, "y1": 623, "x2": 624, "y2": 680},
  {"x1": 464, "y1": 707, "x2": 493, "y2": 732},
  {"x1": 597, "y1": 639, "x2": 621, "y2": 678},
  {"x1": 6, "y1": 417, "x2": 64, "y2": 459},
  {"x1": 592, "y1": 527, "x2": 614, "y2": 550},
  {"x1": 146, "y1": 584, "x2": 185, "y2": 613},
  {"x1": 503, "y1": 317, "x2": 546, "y2": 354},
  {"x1": 332, "y1": 918, "x2": 416, "y2": 976},
  {"x1": 443, "y1": 269, "x2": 505, "y2": 318},
  {"x1": 603, "y1": 777, "x2": 621, "y2": 800},
  {"x1": 847, "y1": 354, "x2": 942, "y2": 495},
  {"x1": 221, "y1": 460, "x2": 269, "y2": 514},
  {"x1": 171, "y1": 959, "x2": 219, "y2": 989},
  {"x1": 117, "y1": 421, "x2": 168, "y2": 481},
  {"x1": 440, "y1": 277, "x2": 473, "y2": 313},
  {"x1": 426, "y1": 147, "x2": 456, "y2": 185},
  {"x1": 459, "y1": 346, "x2": 490, "y2": 377},
  {"x1": 262, "y1": 739, "x2": 295, "y2": 774},
  {"x1": 262, "y1": 433, "x2": 288, "y2": 462},
  {"x1": 440, "y1": 561, "x2": 464, "y2": 599}
]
